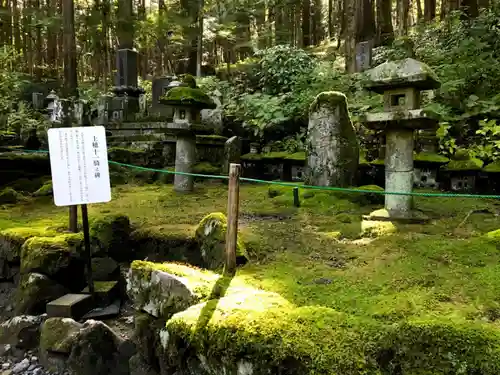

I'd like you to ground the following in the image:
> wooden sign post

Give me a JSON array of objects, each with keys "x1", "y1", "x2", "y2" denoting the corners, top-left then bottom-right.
[
  {"x1": 47, "y1": 126, "x2": 112, "y2": 295},
  {"x1": 225, "y1": 163, "x2": 241, "y2": 276}
]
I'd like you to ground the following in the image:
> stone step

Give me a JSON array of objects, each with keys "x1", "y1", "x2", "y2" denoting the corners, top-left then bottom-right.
[
  {"x1": 81, "y1": 280, "x2": 120, "y2": 307},
  {"x1": 46, "y1": 293, "x2": 94, "y2": 320}
]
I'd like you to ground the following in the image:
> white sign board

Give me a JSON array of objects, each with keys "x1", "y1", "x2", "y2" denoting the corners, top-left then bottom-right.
[{"x1": 48, "y1": 126, "x2": 111, "y2": 207}]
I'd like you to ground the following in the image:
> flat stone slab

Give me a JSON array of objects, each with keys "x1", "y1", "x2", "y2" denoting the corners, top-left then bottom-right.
[
  {"x1": 81, "y1": 299, "x2": 121, "y2": 320},
  {"x1": 46, "y1": 294, "x2": 94, "y2": 320},
  {"x1": 362, "y1": 109, "x2": 439, "y2": 130},
  {"x1": 81, "y1": 281, "x2": 120, "y2": 307}
]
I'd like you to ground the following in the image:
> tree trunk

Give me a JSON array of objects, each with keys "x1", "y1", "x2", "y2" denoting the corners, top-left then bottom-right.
[
  {"x1": 344, "y1": 0, "x2": 356, "y2": 73},
  {"x1": 116, "y1": 0, "x2": 134, "y2": 49},
  {"x1": 312, "y1": 0, "x2": 323, "y2": 45},
  {"x1": 196, "y1": 0, "x2": 203, "y2": 77},
  {"x1": 102, "y1": 0, "x2": 109, "y2": 88},
  {"x1": 46, "y1": 0, "x2": 57, "y2": 75},
  {"x1": 302, "y1": 0, "x2": 311, "y2": 47},
  {"x1": 328, "y1": 0, "x2": 333, "y2": 39},
  {"x1": 356, "y1": 0, "x2": 375, "y2": 42},
  {"x1": 460, "y1": 0, "x2": 478, "y2": 18},
  {"x1": 34, "y1": 0, "x2": 42, "y2": 79},
  {"x1": 416, "y1": 0, "x2": 423, "y2": 21},
  {"x1": 396, "y1": 0, "x2": 410, "y2": 35},
  {"x1": 156, "y1": 0, "x2": 165, "y2": 76},
  {"x1": 5, "y1": 0, "x2": 12, "y2": 46},
  {"x1": 424, "y1": 0, "x2": 436, "y2": 21},
  {"x1": 62, "y1": 0, "x2": 77, "y2": 97},
  {"x1": 13, "y1": 0, "x2": 21, "y2": 52},
  {"x1": 23, "y1": 0, "x2": 33, "y2": 75},
  {"x1": 376, "y1": 0, "x2": 393, "y2": 45}
]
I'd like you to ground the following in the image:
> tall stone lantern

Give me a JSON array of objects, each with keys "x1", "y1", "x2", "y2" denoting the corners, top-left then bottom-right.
[
  {"x1": 160, "y1": 86, "x2": 216, "y2": 192},
  {"x1": 361, "y1": 58, "x2": 440, "y2": 221}
]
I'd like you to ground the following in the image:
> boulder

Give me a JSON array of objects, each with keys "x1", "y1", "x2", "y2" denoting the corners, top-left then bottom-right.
[
  {"x1": 40, "y1": 318, "x2": 135, "y2": 375},
  {"x1": 126, "y1": 263, "x2": 198, "y2": 320},
  {"x1": 133, "y1": 313, "x2": 164, "y2": 367},
  {"x1": 0, "y1": 227, "x2": 57, "y2": 264},
  {"x1": 20, "y1": 234, "x2": 85, "y2": 290},
  {"x1": 0, "y1": 315, "x2": 47, "y2": 349},
  {"x1": 15, "y1": 273, "x2": 68, "y2": 315},
  {"x1": 90, "y1": 257, "x2": 120, "y2": 281},
  {"x1": 129, "y1": 354, "x2": 158, "y2": 375},
  {"x1": 195, "y1": 213, "x2": 248, "y2": 270},
  {"x1": 90, "y1": 215, "x2": 131, "y2": 261},
  {"x1": 0, "y1": 188, "x2": 24, "y2": 205},
  {"x1": 305, "y1": 91, "x2": 359, "y2": 187},
  {"x1": 33, "y1": 181, "x2": 53, "y2": 197},
  {"x1": 40, "y1": 317, "x2": 83, "y2": 354},
  {"x1": 67, "y1": 320, "x2": 133, "y2": 375}
]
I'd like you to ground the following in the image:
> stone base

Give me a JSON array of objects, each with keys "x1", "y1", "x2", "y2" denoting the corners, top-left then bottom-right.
[
  {"x1": 363, "y1": 208, "x2": 429, "y2": 224},
  {"x1": 46, "y1": 293, "x2": 94, "y2": 320},
  {"x1": 82, "y1": 281, "x2": 120, "y2": 307}
]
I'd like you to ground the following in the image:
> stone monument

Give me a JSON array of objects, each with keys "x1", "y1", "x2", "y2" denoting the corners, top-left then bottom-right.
[
  {"x1": 160, "y1": 85, "x2": 216, "y2": 192},
  {"x1": 361, "y1": 58, "x2": 441, "y2": 220},
  {"x1": 223, "y1": 136, "x2": 242, "y2": 175},
  {"x1": 305, "y1": 91, "x2": 359, "y2": 187}
]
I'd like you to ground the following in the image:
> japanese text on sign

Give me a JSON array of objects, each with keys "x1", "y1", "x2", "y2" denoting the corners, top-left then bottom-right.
[{"x1": 48, "y1": 126, "x2": 111, "y2": 206}]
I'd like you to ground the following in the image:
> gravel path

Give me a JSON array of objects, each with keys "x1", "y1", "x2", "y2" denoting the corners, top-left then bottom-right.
[{"x1": 0, "y1": 348, "x2": 67, "y2": 375}]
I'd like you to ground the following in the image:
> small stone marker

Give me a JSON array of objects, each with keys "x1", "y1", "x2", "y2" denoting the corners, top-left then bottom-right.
[
  {"x1": 223, "y1": 136, "x2": 242, "y2": 175},
  {"x1": 46, "y1": 294, "x2": 94, "y2": 320},
  {"x1": 355, "y1": 40, "x2": 373, "y2": 72},
  {"x1": 305, "y1": 91, "x2": 359, "y2": 187}
]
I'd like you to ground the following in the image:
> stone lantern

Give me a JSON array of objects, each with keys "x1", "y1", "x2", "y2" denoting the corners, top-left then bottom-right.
[
  {"x1": 160, "y1": 86, "x2": 216, "y2": 192},
  {"x1": 361, "y1": 58, "x2": 441, "y2": 221}
]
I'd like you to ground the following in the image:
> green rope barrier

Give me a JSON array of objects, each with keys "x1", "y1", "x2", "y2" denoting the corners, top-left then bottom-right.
[{"x1": 10, "y1": 149, "x2": 500, "y2": 199}]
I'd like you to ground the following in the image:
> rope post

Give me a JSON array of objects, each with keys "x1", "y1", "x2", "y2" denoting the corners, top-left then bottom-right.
[
  {"x1": 293, "y1": 187, "x2": 300, "y2": 207},
  {"x1": 225, "y1": 163, "x2": 241, "y2": 276}
]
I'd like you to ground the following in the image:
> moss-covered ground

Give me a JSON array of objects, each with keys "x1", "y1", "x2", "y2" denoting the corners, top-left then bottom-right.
[{"x1": 3, "y1": 181, "x2": 500, "y2": 364}]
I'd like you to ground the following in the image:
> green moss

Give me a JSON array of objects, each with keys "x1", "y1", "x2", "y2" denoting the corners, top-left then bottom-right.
[
  {"x1": 33, "y1": 181, "x2": 53, "y2": 197},
  {"x1": 359, "y1": 150, "x2": 369, "y2": 166},
  {"x1": 261, "y1": 152, "x2": 290, "y2": 160},
  {"x1": 20, "y1": 233, "x2": 83, "y2": 276},
  {"x1": 130, "y1": 224, "x2": 195, "y2": 261},
  {"x1": 129, "y1": 260, "x2": 220, "y2": 300},
  {"x1": 182, "y1": 74, "x2": 197, "y2": 88},
  {"x1": 285, "y1": 151, "x2": 306, "y2": 161},
  {"x1": 486, "y1": 228, "x2": 500, "y2": 242},
  {"x1": 361, "y1": 219, "x2": 397, "y2": 238},
  {"x1": 8, "y1": 178, "x2": 46, "y2": 194},
  {"x1": 444, "y1": 158, "x2": 484, "y2": 171},
  {"x1": 0, "y1": 226, "x2": 58, "y2": 262},
  {"x1": 15, "y1": 273, "x2": 67, "y2": 315},
  {"x1": 370, "y1": 158, "x2": 385, "y2": 166},
  {"x1": 414, "y1": 151, "x2": 449, "y2": 164},
  {"x1": 0, "y1": 188, "x2": 24, "y2": 204},
  {"x1": 40, "y1": 317, "x2": 82, "y2": 354},
  {"x1": 309, "y1": 91, "x2": 348, "y2": 114},
  {"x1": 241, "y1": 153, "x2": 262, "y2": 161},
  {"x1": 195, "y1": 213, "x2": 248, "y2": 270},
  {"x1": 483, "y1": 161, "x2": 500, "y2": 173},
  {"x1": 192, "y1": 162, "x2": 220, "y2": 175},
  {"x1": 160, "y1": 87, "x2": 216, "y2": 110},
  {"x1": 83, "y1": 281, "x2": 118, "y2": 293},
  {"x1": 89, "y1": 214, "x2": 131, "y2": 261}
]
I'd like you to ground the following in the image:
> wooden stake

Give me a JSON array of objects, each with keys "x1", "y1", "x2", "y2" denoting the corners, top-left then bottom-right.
[{"x1": 225, "y1": 163, "x2": 241, "y2": 276}]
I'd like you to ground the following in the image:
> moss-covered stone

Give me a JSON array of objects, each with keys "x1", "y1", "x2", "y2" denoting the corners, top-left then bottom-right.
[
  {"x1": 8, "y1": 178, "x2": 46, "y2": 194},
  {"x1": 195, "y1": 213, "x2": 248, "y2": 270},
  {"x1": 159, "y1": 87, "x2": 216, "y2": 110},
  {"x1": 483, "y1": 161, "x2": 500, "y2": 173},
  {"x1": 130, "y1": 225, "x2": 196, "y2": 262},
  {"x1": 133, "y1": 312, "x2": 165, "y2": 368},
  {"x1": 158, "y1": 290, "x2": 376, "y2": 375},
  {"x1": 444, "y1": 158, "x2": 483, "y2": 171},
  {"x1": 414, "y1": 151, "x2": 449, "y2": 164},
  {"x1": 0, "y1": 187, "x2": 24, "y2": 204},
  {"x1": 309, "y1": 91, "x2": 349, "y2": 114},
  {"x1": 89, "y1": 257, "x2": 120, "y2": 281},
  {"x1": 0, "y1": 227, "x2": 57, "y2": 263},
  {"x1": 15, "y1": 273, "x2": 68, "y2": 315},
  {"x1": 127, "y1": 261, "x2": 211, "y2": 319},
  {"x1": 241, "y1": 152, "x2": 263, "y2": 161},
  {"x1": 33, "y1": 181, "x2": 53, "y2": 197},
  {"x1": 285, "y1": 151, "x2": 306, "y2": 161},
  {"x1": 361, "y1": 219, "x2": 397, "y2": 238},
  {"x1": 181, "y1": 74, "x2": 197, "y2": 88},
  {"x1": 192, "y1": 162, "x2": 220, "y2": 175},
  {"x1": 20, "y1": 234, "x2": 84, "y2": 283},
  {"x1": 353, "y1": 185, "x2": 385, "y2": 205},
  {"x1": 40, "y1": 317, "x2": 83, "y2": 354},
  {"x1": 90, "y1": 214, "x2": 131, "y2": 261}
]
